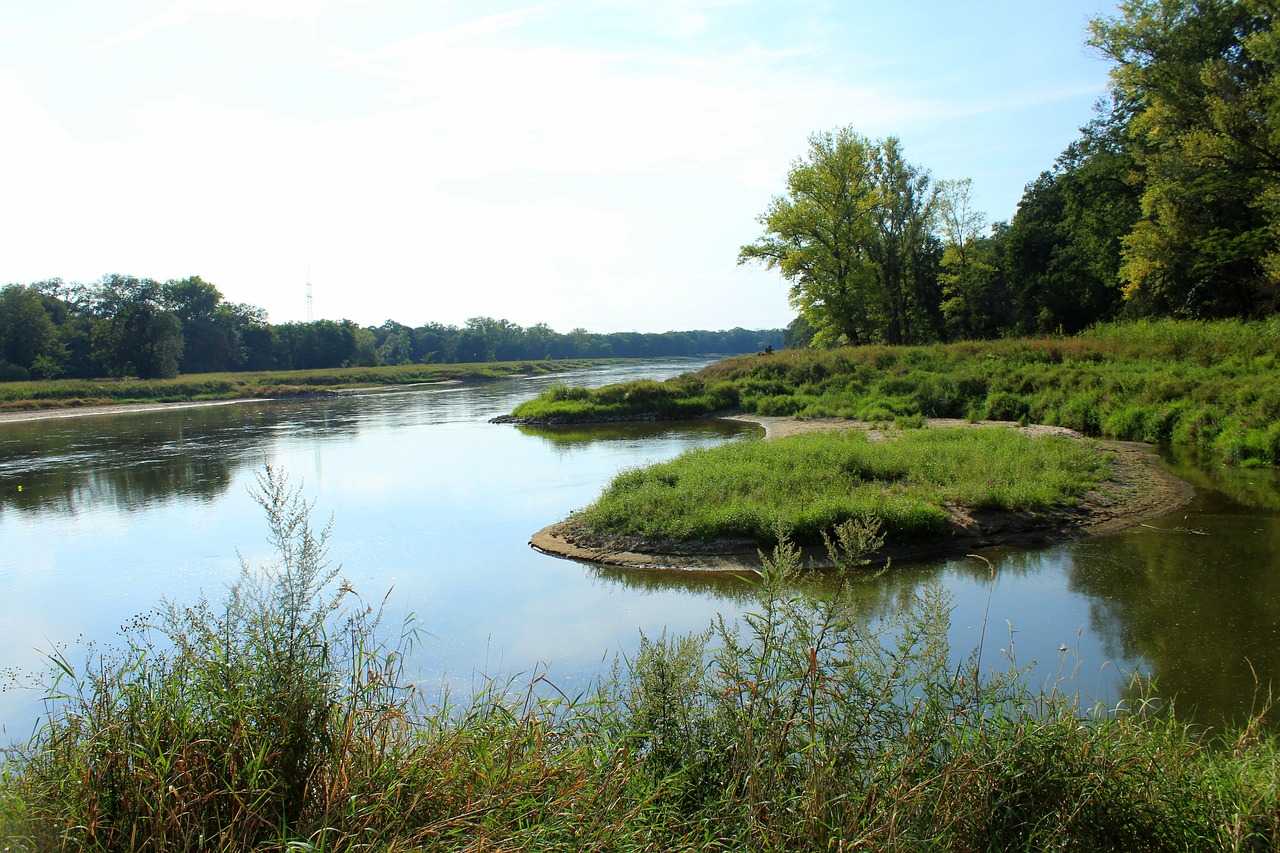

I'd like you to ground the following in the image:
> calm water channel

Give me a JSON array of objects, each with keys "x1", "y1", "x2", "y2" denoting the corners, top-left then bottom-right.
[{"x1": 2, "y1": 358, "x2": 1278, "y2": 743}]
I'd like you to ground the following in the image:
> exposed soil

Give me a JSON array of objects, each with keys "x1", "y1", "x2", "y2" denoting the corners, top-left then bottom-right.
[{"x1": 529, "y1": 415, "x2": 1196, "y2": 572}]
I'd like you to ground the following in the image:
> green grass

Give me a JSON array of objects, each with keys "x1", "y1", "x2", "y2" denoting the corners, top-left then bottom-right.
[
  {"x1": 507, "y1": 318, "x2": 1280, "y2": 467},
  {"x1": 579, "y1": 427, "x2": 1111, "y2": 545},
  {"x1": 0, "y1": 359, "x2": 608, "y2": 411},
  {"x1": 3, "y1": 486, "x2": 1277, "y2": 851}
]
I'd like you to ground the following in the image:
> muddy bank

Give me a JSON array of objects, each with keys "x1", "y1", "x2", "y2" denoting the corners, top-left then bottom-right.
[{"x1": 529, "y1": 416, "x2": 1196, "y2": 572}]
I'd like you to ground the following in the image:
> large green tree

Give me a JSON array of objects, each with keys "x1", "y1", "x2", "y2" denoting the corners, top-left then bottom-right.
[
  {"x1": 0, "y1": 284, "x2": 61, "y2": 377},
  {"x1": 1002, "y1": 104, "x2": 1139, "y2": 333},
  {"x1": 162, "y1": 276, "x2": 246, "y2": 374},
  {"x1": 936, "y1": 179, "x2": 998, "y2": 339},
  {"x1": 738, "y1": 127, "x2": 883, "y2": 346},
  {"x1": 739, "y1": 128, "x2": 941, "y2": 346},
  {"x1": 1090, "y1": 0, "x2": 1280, "y2": 317},
  {"x1": 89, "y1": 274, "x2": 184, "y2": 379},
  {"x1": 868, "y1": 139, "x2": 940, "y2": 344}
]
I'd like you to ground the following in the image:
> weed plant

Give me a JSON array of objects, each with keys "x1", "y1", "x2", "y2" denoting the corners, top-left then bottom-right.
[
  {"x1": 579, "y1": 427, "x2": 1110, "y2": 544},
  {"x1": 509, "y1": 318, "x2": 1280, "y2": 467},
  {"x1": 3, "y1": 478, "x2": 1277, "y2": 851}
]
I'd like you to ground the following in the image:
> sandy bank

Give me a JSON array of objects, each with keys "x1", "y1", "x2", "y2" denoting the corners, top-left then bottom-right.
[
  {"x1": 0, "y1": 382, "x2": 468, "y2": 425},
  {"x1": 529, "y1": 415, "x2": 1196, "y2": 572},
  {"x1": 0, "y1": 398, "x2": 272, "y2": 424}
]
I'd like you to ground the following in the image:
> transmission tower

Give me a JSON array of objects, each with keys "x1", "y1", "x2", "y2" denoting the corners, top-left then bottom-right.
[{"x1": 306, "y1": 268, "x2": 314, "y2": 323}]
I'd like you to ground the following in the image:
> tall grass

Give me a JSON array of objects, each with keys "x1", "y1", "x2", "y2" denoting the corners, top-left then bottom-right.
[
  {"x1": 580, "y1": 427, "x2": 1111, "y2": 544},
  {"x1": 0, "y1": 468, "x2": 425, "y2": 850},
  {"x1": 507, "y1": 318, "x2": 1280, "y2": 467},
  {"x1": 3, "y1": 478, "x2": 1277, "y2": 851}
]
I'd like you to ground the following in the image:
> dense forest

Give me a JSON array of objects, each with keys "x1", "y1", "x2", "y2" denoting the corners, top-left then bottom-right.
[
  {"x1": 0, "y1": 274, "x2": 782, "y2": 381},
  {"x1": 743, "y1": 0, "x2": 1280, "y2": 347},
  {"x1": 4, "y1": 0, "x2": 1278, "y2": 382}
]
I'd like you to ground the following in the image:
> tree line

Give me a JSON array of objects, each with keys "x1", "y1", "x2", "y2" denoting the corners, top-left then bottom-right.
[
  {"x1": 0, "y1": 274, "x2": 782, "y2": 381},
  {"x1": 748, "y1": 0, "x2": 1280, "y2": 348}
]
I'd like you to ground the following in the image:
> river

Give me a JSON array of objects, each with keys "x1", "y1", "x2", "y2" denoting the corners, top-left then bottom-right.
[{"x1": 2, "y1": 358, "x2": 1278, "y2": 742}]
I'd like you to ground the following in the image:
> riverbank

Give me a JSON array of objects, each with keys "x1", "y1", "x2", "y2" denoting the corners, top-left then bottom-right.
[
  {"x1": 0, "y1": 384, "x2": 462, "y2": 425},
  {"x1": 505, "y1": 319, "x2": 1280, "y2": 469},
  {"x1": 530, "y1": 415, "x2": 1195, "y2": 571},
  {"x1": 0, "y1": 359, "x2": 610, "y2": 418},
  {"x1": 0, "y1": 396, "x2": 278, "y2": 424}
]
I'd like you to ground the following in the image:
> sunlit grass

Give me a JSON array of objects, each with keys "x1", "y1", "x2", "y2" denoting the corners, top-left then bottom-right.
[
  {"x1": 509, "y1": 318, "x2": 1280, "y2": 467},
  {"x1": 579, "y1": 427, "x2": 1110, "y2": 545}
]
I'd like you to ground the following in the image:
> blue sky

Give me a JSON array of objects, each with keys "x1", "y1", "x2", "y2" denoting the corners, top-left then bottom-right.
[{"x1": 0, "y1": 1, "x2": 1118, "y2": 332}]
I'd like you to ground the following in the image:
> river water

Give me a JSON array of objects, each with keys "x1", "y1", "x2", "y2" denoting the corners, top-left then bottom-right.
[{"x1": 2, "y1": 358, "x2": 1278, "y2": 742}]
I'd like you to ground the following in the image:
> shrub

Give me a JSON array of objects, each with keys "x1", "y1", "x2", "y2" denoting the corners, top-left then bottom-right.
[{"x1": 2, "y1": 467, "x2": 418, "y2": 851}]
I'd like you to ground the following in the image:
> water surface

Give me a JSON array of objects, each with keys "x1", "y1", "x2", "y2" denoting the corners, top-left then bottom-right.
[{"x1": 2, "y1": 359, "x2": 1277, "y2": 741}]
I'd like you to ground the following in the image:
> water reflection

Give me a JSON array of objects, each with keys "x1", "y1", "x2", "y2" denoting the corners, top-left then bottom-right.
[
  {"x1": 517, "y1": 419, "x2": 759, "y2": 453},
  {"x1": 1068, "y1": 483, "x2": 1280, "y2": 726},
  {"x1": 0, "y1": 402, "x2": 366, "y2": 517}
]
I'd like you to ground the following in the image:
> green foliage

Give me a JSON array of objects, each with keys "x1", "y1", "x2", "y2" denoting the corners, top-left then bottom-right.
[
  {"x1": 738, "y1": 128, "x2": 941, "y2": 347},
  {"x1": 1001, "y1": 103, "x2": 1137, "y2": 335},
  {"x1": 0, "y1": 468, "x2": 382, "y2": 849},
  {"x1": 579, "y1": 427, "x2": 1109, "y2": 546},
  {"x1": 1089, "y1": 0, "x2": 1280, "y2": 318},
  {"x1": 0, "y1": 276, "x2": 784, "y2": 386},
  {"x1": 508, "y1": 319, "x2": 1280, "y2": 468}
]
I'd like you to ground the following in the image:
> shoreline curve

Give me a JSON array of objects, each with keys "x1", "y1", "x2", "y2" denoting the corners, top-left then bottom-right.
[{"x1": 528, "y1": 415, "x2": 1196, "y2": 573}]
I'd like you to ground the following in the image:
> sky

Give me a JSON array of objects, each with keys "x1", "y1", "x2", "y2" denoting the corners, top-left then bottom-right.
[{"x1": 0, "y1": 0, "x2": 1120, "y2": 334}]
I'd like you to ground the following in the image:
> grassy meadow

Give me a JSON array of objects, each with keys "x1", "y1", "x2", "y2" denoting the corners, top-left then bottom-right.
[
  {"x1": 509, "y1": 318, "x2": 1280, "y2": 468},
  {"x1": 581, "y1": 427, "x2": 1111, "y2": 545},
  {"x1": 2, "y1": 471, "x2": 1277, "y2": 851},
  {"x1": 0, "y1": 359, "x2": 607, "y2": 412}
]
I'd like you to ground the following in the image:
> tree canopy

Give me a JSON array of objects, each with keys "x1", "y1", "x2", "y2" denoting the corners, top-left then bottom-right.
[
  {"x1": 740, "y1": 0, "x2": 1280, "y2": 347},
  {"x1": 0, "y1": 275, "x2": 783, "y2": 381},
  {"x1": 738, "y1": 129, "x2": 940, "y2": 346},
  {"x1": 1089, "y1": 0, "x2": 1280, "y2": 317}
]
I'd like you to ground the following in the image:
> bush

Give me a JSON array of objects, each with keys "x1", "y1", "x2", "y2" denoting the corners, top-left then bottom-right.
[{"x1": 2, "y1": 468, "x2": 418, "y2": 851}]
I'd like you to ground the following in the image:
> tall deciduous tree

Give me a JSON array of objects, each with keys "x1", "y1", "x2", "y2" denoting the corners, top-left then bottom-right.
[
  {"x1": 163, "y1": 276, "x2": 245, "y2": 374},
  {"x1": 89, "y1": 274, "x2": 184, "y2": 379},
  {"x1": 869, "y1": 139, "x2": 939, "y2": 344},
  {"x1": 739, "y1": 127, "x2": 941, "y2": 346},
  {"x1": 936, "y1": 179, "x2": 994, "y2": 339},
  {"x1": 0, "y1": 284, "x2": 60, "y2": 377},
  {"x1": 1090, "y1": 0, "x2": 1280, "y2": 317},
  {"x1": 738, "y1": 127, "x2": 882, "y2": 346},
  {"x1": 1003, "y1": 102, "x2": 1139, "y2": 333}
]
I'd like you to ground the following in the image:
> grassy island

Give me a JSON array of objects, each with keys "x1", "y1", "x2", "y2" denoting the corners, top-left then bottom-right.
[
  {"x1": 580, "y1": 427, "x2": 1110, "y2": 546},
  {"x1": 506, "y1": 319, "x2": 1280, "y2": 469}
]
